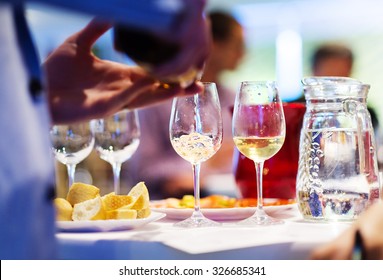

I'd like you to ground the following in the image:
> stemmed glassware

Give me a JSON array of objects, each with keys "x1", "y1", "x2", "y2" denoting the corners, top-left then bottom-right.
[
  {"x1": 232, "y1": 81, "x2": 286, "y2": 226},
  {"x1": 50, "y1": 121, "x2": 95, "y2": 188},
  {"x1": 92, "y1": 109, "x2": 140, "y2": 194},
  {"x1": 169, "y1": 82, "x2": 223, "y2": 227}
]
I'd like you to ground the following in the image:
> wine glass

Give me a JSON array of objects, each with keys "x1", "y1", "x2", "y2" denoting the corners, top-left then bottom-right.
[
  {"x1": 50, "y1": 121, "x2": 95, "y2": 188},
  {"x1": 92, "y1": 109, "x2": 140, "y2": 194},
  {"x1": 232, "y1": 81, "x2": 286, "y2": 226},
  {"x1": 169, "y1": 82, "x2": 223, "y2": 227}
]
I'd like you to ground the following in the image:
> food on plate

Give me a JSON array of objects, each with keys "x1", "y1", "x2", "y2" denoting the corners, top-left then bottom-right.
[
  {"x1": 66, "y1": 182, "x2": 100, "y2": 206},
  {"x1": 136, "y1": 207, "x2": 151, "y2": 219},
  {"x1": 151, "y1": 195, "x2": 295, "y2": 209},
  {"x1": 72, "y1": 196, "x2": 106, "y2": 221},
  {"x1": 128, "y1": 181, "x2": 150, "y2": 210},
  {"x1": 54, "y1": 181, "x2": 151, "y2": 221},
  {"x1": 54, "y1": 198, "x2": 73, "y2": 221},
  {"x1": 102, "y1": 192, "x2": 134, "y2": 211},
  {"x1": 105, "y1": 208, "x2": 137, "y2": 220},
  {"x1": 201, "y1": 195, "x2": 237, "y2": 208}
]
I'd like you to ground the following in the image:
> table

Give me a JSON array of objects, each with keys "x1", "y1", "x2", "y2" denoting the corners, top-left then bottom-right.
[{"x1": 56, "y1": 204, "x2": 352, "y2": 260}]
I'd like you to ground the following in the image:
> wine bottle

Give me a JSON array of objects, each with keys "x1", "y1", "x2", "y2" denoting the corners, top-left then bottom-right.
[{"x1": 114, "y1": 25, "x2": 198, "y2": 87}]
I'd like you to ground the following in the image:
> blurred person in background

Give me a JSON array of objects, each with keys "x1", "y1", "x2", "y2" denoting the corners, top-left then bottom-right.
[
  {"x1": 201, "y1": 11, "x2": 246, "y2": 178},
  {"x1": 311, "y1": 42, "x2": 354, "y2": 77},
  {"x1": 0, "y1": 0, "x2": 209, "y2": 259},
  {"x1": 129, "y1": 10, "x2": 246, "y2": 199},
  {"x1": 309, "y1": 43, "x2": 379, "y2": 131}
]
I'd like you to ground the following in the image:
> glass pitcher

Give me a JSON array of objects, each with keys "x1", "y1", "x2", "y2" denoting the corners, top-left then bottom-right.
[{"x1": 296, "y1": 77, "x2": 380, "y2": 221}]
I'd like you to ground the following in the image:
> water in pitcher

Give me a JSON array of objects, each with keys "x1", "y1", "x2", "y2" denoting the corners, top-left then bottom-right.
[{"x1": 297, "y1": 127, "x2": 379, "y2": 221}]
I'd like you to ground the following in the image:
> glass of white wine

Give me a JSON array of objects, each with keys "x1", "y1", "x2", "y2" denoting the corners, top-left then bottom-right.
[
  {"x1": 92, "y1": 109, "x2": 140, "y2": 194},
  {"x1": 169, "y1": 82, "x2": 223, "y2": 227},
  {"x1": 232, "y1": 81, "x2": 286, "y2": 226},
  {"x1": 50, "y1": 121, "x2": 95, "y2": 188}
]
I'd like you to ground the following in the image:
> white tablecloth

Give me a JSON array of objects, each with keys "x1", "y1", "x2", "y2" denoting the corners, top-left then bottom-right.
[{"x1": 56, "y1": 204, "x2": 351, "y2": 260}]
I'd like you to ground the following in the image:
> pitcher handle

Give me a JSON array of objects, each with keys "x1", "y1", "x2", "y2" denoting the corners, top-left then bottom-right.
[{"x1": 343, "y1": 99, "x2": 366, "y2": 173}]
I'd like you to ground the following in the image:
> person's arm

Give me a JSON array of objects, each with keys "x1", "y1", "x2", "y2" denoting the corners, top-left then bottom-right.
[
  {"x1": 7, "y1": 0, "x2": 210, "y2": 80},
  {"x1": 43, "y1": 18, "x2": 203, "y2": 124},
  {"x1": 311, "y1": 202, "x2": 383, "y2": 259},
  {"x1": 6, "y1": 0, "x2": 183, "y2": 33},
  {"x1": 4, "y1": 0, "x2": 209, "y2": 122}
]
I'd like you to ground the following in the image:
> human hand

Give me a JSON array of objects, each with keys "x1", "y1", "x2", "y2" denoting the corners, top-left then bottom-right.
[
  {"x1": 310, "y1": 202, "x2": 383, "y2": 259},
  {"x1": 44, "y1": 18, "x2": 203, "y2": 124}
]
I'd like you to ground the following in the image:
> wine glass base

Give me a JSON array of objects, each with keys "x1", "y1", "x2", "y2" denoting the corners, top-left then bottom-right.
[
  {"x1": 174, "y1": 212, "x2": 221, "y2": 228},
  {"x1": 237, "y1": 208, "x2": 284, "y2": 226}
]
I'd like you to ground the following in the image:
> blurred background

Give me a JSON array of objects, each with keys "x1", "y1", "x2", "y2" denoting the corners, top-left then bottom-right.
[
  {"x1": 26, "y1": 0, "x2": 383, "y2": 194},
  {"x1": 27, "y1": 0, "x2": 383, "y2": 120}
]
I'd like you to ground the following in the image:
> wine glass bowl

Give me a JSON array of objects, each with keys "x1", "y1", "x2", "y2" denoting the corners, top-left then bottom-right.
[
  {"x1": 171, "y1": 132, "x2": 219, "y2": 164},
  {"x1": 233, "y1": 102, "x2": 305, "y2": 200},
  {"x1": 50, "y1": 121, "x2": 94, "y2": 188},
  {"x1": 169, "y1": 82, "x2": 223, "y2": 227},
  {"x1": 92, "y1": 109, "x2": 140, "y2": 194},
  {"x1": 232, "y1": 81, "x2": 286, "y2": 226}
]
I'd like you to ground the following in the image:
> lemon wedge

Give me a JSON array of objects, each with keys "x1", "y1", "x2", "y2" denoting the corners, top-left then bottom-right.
[
  {"x1": 106, "y1": 208, "x2": 137, "y2": 220},
  {"x1": 66, "y1": 182, "x2": 100, "y2": 206},
  {"x1": 72, "y1": 196, "x2": 105, "y2": 221},
  {"x1": 101, "y1": 192, "x2": 134, "y2": 211},
  {"x1": 54, "y1": 198, "x2": 73, "y2": 221},
  {"x1": 136, "y1": 207, "x2": 151, "y2": 219},
  {"x1": 128, "y1": 182, "x2": 150, "y2": 210}
]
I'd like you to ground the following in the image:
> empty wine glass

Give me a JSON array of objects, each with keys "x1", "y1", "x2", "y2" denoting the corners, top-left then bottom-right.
[
  {"x1": 232, "y1": 81, "x2": 286, "y2": 226},
  {"x1": 50, "y1": 121, "x2": 95, "y2": 188},
  {"x1": 92, "y1": 109, "x2": 140, "y2": 194},
  {"x1": 169, "y1": 82, "x2": 223, "y2": 227}
]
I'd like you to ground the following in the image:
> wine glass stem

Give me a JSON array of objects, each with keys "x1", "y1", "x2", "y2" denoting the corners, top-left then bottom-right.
[
  {"x1": 192, "y1": 163, "x2": 202, "y2": 214},
  {"x1": 254, "y1": 161, "x2": 264, "y2": 210},
  {"x1": 66, "y1": 163, "x2": 76, "y2": 188},
  {"x1": 112, "y1": 162, "x2": 122, "y2": 194}
]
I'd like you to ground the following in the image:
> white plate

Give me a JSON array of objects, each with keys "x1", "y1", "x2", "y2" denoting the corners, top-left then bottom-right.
[
  {"x1": 56, "y1": 212, "x2": 166, "y2": 232},
  {"x1": 151, "y1": 204, "x2": 295, "y2": 221}
]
